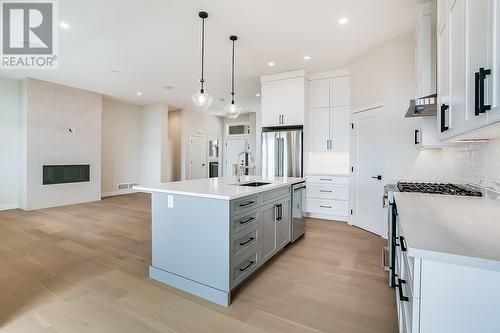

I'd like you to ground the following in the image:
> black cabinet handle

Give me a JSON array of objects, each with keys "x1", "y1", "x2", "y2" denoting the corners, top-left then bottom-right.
[
  {"x1": 399, "y1": 236, "x2": 407, "y2": 252},
  {"x1": 475, "y1": 71, "x2": 481, "y2": 116},
  {"x1": 475, "y1": 68, "x2": 492, "y2": 116},
  {"x1": 320, "y1": 178, "x2": 333, "y2": 181},
  {"x1": 239, "y1": 237, "x2": 255, "y2": 246},
  {"x1": 320, "y1": 190, "x2": 333, "y2": 193},
  {"x1": 239, "y1": 217, "x2": 255, "y2": 225},
  {"x1": 414, "y1": 129, "x2": 420, "y2": 145},
  {"x1": 239, "y1": 201, "x2": 255, "y2": 207},
  {"x1": 440, "y1": 104, "x2": 449, "y2": 132},
  {"x1": 320, "y1": 205, "x2": 332, "y2": 209},
  {"x1": 372, "y1": 175, "x2": 382, "y2": 180},
  {"x1": 239, "y1": 261, "x2": 255, "y2": 272},
  {"x1": 397, "y1": 278, "x2": 409, "y2": 302}
]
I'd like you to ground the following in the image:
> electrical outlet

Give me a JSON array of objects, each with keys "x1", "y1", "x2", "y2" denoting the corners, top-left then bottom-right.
[{"x1": 167, "y1": 195, "x2": 174, "y2": 208}]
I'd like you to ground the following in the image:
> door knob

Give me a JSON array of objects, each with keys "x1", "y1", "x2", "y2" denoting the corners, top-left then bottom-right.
[{"x1": 372, "y1": 175, "x2": 382, "y2": 180}]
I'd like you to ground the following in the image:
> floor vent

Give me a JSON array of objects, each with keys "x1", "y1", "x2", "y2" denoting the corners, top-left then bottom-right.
[
  {"x1": 117, "y1": 183, "x2": 129, "y2": 190},
  {"x1": 128, "y1": 183, "x2": 139, "y2": 189}
]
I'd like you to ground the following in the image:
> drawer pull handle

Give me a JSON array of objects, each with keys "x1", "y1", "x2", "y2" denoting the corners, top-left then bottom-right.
[
  {"x1": 239, "y1": 237, "x2": 255, "y2": 246},
  {"x1": 320, "y1": 205, "x2": 332, "y2": 209},
  {"x1": 239, "y1": 261, "x2": 255, "y2": 272},
  {"x1": 320, "y1": 178, "x2": 333, "y2": 181},
  {"x1": 239, "y1": 217, "x2": 255, "y2": 225},
  {"x1": 397, "y1": 278, "x2": 409, "y2": 302},
  {"x1": 320, "y1": 190, "x2": 333, "y2": 193},
  {"x1": 399, "y1": 236, "x2": 408, "y2": 252},
  {"x1": 239, "y1": 201, "x2": 255, "y2": 207}
]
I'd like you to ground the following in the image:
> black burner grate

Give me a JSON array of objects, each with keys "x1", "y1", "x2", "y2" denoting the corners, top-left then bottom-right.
[{"x1": 397, "y1": 182, "x2": 482, "y2": 197}]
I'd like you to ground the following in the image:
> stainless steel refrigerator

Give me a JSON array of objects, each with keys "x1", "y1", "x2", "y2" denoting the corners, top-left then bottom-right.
[{"x1": 261, "y1": 128, "x2": 303, "y2": 178}]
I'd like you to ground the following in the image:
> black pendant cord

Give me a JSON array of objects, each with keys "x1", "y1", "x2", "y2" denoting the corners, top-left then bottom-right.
[
  {"x1": 229, "y1": 35, "x2": 238, "y2": 105},
  {"x1": 199, "y1": 12, "x2": 208, "y2": 93}
]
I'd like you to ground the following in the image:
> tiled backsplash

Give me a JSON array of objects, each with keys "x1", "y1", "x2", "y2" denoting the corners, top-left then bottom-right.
[{"x1": 453, "y1": 139, "x2": 500, "y2": 192}]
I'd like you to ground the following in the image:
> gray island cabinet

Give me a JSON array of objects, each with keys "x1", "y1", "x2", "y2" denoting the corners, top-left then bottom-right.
[{"x1": 135, "y1": 176, "x2": 303, "y2": 307}]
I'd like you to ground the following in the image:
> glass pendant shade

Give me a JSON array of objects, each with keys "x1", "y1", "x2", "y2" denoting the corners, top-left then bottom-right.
[
  {"x1": 225, "y1": 103, "x2": 242, "y2": 119},
  {"x1": 191, "y1": 91, "x2": 213, "y2": 112}
]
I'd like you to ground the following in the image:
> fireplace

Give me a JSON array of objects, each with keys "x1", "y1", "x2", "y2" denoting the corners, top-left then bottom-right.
[{"x1": 43, "y1": 165, "x2": 90, "y2": 185}]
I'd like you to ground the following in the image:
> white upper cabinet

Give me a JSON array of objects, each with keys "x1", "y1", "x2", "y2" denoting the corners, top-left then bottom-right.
[
  {"x1": 437, "y1": 0, "x2": 500, "y2": 140},
  {"x1": 308, "y1": 73, "x2": 350, "y2": 153},
  {"x1": 330, "y1": 76, "x2": 350, "y2": 107},
  {"x1": 260, "y1": 71, "x2": 305, "y2": 127},
  {"x1": 415, "y1": 2, "x2": 436, "y2": 98},
  {"x1": 309, "y1": 79, "x2": 330, "y2": 108},
  {"x1": 261, "y1": 80, "x2": 282, "y2": 127}
]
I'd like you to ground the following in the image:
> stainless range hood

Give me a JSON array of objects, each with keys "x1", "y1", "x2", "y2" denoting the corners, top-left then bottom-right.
[{"x1": 405, "y1": 93, "x2": 437, "y2": 118}]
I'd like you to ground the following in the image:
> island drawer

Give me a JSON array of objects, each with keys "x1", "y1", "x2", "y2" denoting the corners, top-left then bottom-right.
[
  {"x1": 231, "y1": 211, "x2": 259, "y2": 234},
  {"x1": 306, "y1": 198, "x2": 349, "y2": 216},
  {"x1": 261, "y1": 186, "x2": 291, "y2": 204},
  {"x1": 231, "y1": 247, "x2": 259, "y2": 289},
  {"x1": 232, "y1": 226, "x2": 259, "y2": 259},
  {"x1": 232, "y1": 195, "x2": 259, "y2": 214}
]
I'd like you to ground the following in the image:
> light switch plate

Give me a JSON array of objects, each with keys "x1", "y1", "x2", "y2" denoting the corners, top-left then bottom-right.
[{"x1": 167, "y1": 195, "x2": 174, "y2": 208}]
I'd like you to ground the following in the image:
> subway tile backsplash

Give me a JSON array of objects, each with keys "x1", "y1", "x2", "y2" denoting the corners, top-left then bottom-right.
[{"x1": 454, "y1": 139, "x2": 500, "y2": 193}]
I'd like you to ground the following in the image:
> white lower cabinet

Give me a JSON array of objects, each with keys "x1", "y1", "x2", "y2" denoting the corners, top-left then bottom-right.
[
  {"x1": 395, "y1": 215, "x2": 500, "y2": 333},
  {"x1": 305, "y1": 175, "x2": 349, "y2": 222}
]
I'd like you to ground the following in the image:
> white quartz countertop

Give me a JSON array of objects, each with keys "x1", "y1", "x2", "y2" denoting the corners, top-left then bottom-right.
[
  {"x1": 394, "y1": 192, "x2": 500, "y2": 270},
  {"x1": 134, "y1": 176, "x2": 305, "y2": 200}
]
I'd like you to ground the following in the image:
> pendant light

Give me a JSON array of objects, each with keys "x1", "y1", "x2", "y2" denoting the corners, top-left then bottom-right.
[
  {"x1": 191, "y1": 11, "x2": 213, "y2": 112},
  {"x1": 225, "y1": 35, "x2": 242, "y2": 119}
]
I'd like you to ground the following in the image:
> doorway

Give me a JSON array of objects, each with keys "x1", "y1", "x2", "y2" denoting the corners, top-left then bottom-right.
[
  {"x1": 223, "y1": 138, "x2": 247, "y2": 176},
  {"x1": 189, "y1": 135, "x2": 207, "y2": 179},
  {"x1": 350, "y1": 105, "x2": 387, "y2": 237}
]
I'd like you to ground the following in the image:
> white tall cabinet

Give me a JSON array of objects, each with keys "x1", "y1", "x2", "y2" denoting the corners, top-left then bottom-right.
[
  {"x1": 305, "y1": 72, "x2": 351, "y2": 222},
  {"x1": 437, "y1": 0, "x2": 500, "y2": 140}
]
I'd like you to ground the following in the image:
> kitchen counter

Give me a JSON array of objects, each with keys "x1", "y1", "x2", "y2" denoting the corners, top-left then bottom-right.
[
  {"x1": 134, "y1": 176, "x2": 304, "y2": 200},
  {"x1": 394, "y1": 192, "x2": 500, "y2": 270}
]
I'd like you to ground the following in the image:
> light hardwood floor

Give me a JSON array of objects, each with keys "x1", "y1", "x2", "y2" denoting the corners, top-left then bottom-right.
[{"x1": 0, "y1": 193, "x2": 397, "y2": 333}]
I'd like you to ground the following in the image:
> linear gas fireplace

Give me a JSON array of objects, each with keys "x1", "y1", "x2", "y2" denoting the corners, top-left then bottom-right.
[{"x1": 43, "y1": 165, "x2": 90, "y2": 185}]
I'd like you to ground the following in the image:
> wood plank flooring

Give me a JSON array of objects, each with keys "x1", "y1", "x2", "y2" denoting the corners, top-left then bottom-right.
[{"x1": 0, "y1": 193, "x2": 397, "y2": 333}]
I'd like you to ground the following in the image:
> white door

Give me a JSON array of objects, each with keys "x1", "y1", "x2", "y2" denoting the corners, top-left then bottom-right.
[
  {"x1": 261, "y1": 80, "x2": 282, "y2": 126},
  {"x1": 189, "y1": 135, "x2": 207, "y2": 180},
  {"x1": 309, "y1": 107, "x2": 331, "y2": 152},
  {"x1": 350, "y1": 106, "x2": 386, "y2": 236},
  {"x1": 464, "y1": 0, "x2": 491, "y2": 131},
  {"x1": 281, "y1": 77, "x2": 305, "y2": 125},
  {"x1": 224, "y1": 138, "x2": 247, "y2": 176},
  {"x1": 330, "y1": 106, "x2": 350, "y2": 153},
  {"x1": 438, "y1": 18, "x2": 450, "y2": 138}
]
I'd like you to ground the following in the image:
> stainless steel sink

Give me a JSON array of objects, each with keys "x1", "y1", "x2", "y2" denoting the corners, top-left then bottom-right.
[{"x1": 237, "y1": 182, "x2": 271, "y2": 187}]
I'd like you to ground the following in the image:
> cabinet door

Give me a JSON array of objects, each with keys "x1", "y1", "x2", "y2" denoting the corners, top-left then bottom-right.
[
  {"x1": 261, "y1": 80, "x2": 282, "y2": 127},
  {"x1": 330, "y1": 76, "x2": 350, "y2": 107},
  {"x1": 330, "y1": 107, "x2": 350, "y2": 153},
  {"x1": 281, "y1": 77, "x2": 305, "y2": 125},
  {"x1": 464, "y1": 0, "x2": 491, "y2": 131},
  {"x1": 276, "y1": 199, "x2": 291, "y2": 249},
  {"x1": 437, "y1": 20, "x2": 451, "y2": 139},
  {"x1": 489, "y1": 0, "x2": 500, "y2": 124},
  {"x1": 309, "y1": 107, "x2": 331, "y2": 152},
  {"x1": 438, "y1": 0, "x2": 449, "y2": 32},
  {"x1": 447, "y1": 0, "x2": 466, "y2": 138},
  {"x1": 260, "y1": 203, "x2": 277, "y2": 263},
  {"x1": 309, "y1": 79, "x2": 330, "y2": 108}
]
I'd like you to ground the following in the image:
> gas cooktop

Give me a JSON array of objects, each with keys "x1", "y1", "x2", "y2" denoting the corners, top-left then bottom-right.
[{"x1": 397, "y1": 182, "x2": 483, "y2": 197}]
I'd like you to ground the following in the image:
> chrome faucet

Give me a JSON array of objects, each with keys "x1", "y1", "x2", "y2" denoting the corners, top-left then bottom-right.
[{"x1": 237, "y1": 148, "x2": 255, "y2": 182}]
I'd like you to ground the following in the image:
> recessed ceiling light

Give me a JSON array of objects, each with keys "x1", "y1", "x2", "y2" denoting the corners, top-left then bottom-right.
[
  {"x1": 256, "y1": 93, "x2": 260, "y2": 97},
  {"x1": 163, "y1": 86, "x2": 174, "y2": 90},
  {"x1": 136, "y1": 92, "x2": 142, "y2": 96},
  {"x1": 303, "y1": 55, "x2": 311, "y2": 60},
  {"x1": 338, "y1": 17, "x2": 349, "y2": 25},
  {"x1": 111, "y1": 70, "x2": 119, "y2": 74},
  {"x1": 60, "y1": 22, "x2": 70, "y2": 29},
  {"x1": 268, "y1": 62, "x2": 275, "y2": 67}
]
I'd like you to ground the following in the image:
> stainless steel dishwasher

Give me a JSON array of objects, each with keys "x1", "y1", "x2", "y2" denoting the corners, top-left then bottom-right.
[{"x1": 291, "y1": 182, "x2": 306, "y2": 242}]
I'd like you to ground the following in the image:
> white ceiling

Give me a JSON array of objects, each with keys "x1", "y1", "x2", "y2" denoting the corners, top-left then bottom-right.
[{"x1": 0, "y1": 0, "x2": 424, "y2": 113}]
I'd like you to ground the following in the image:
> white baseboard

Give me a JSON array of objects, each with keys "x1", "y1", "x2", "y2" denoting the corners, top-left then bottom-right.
[
  {"x1": 101, "y1": 189, "x2": 138, "y2": 198},
  {"x1": 0, "y1": 203, "x2": 19, "y2": 211},
  {"x1": 305, "y1": 212, "x2": 349, "y2": 223}
]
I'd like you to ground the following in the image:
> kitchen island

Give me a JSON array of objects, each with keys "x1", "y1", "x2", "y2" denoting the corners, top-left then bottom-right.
[{"x1": 135, "y1": 176, "x2": 304, "y2": 307}]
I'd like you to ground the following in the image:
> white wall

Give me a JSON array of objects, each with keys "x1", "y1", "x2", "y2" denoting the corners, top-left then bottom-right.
[
  {"x1": 180, "y1": 107, "x2": 223, "y2": 180},
  {"x1": 20, "y1": 78, "x2": 102, "y2": 210},
  {"x1": 140, "y1": 104, "x2": 169, "y2": 185},
  {"x1": 167, "y1": 110, "x2": 182, "y2": 181},
  {"x1": 0, "y1": 77, "x2": 20, "y2": 210},
  {"x1": 349, "y1": 35, "x2": 454, "y2": 182},
  {"x1": 101, "y1": 97, "x2": 141, "y2": 195}
]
